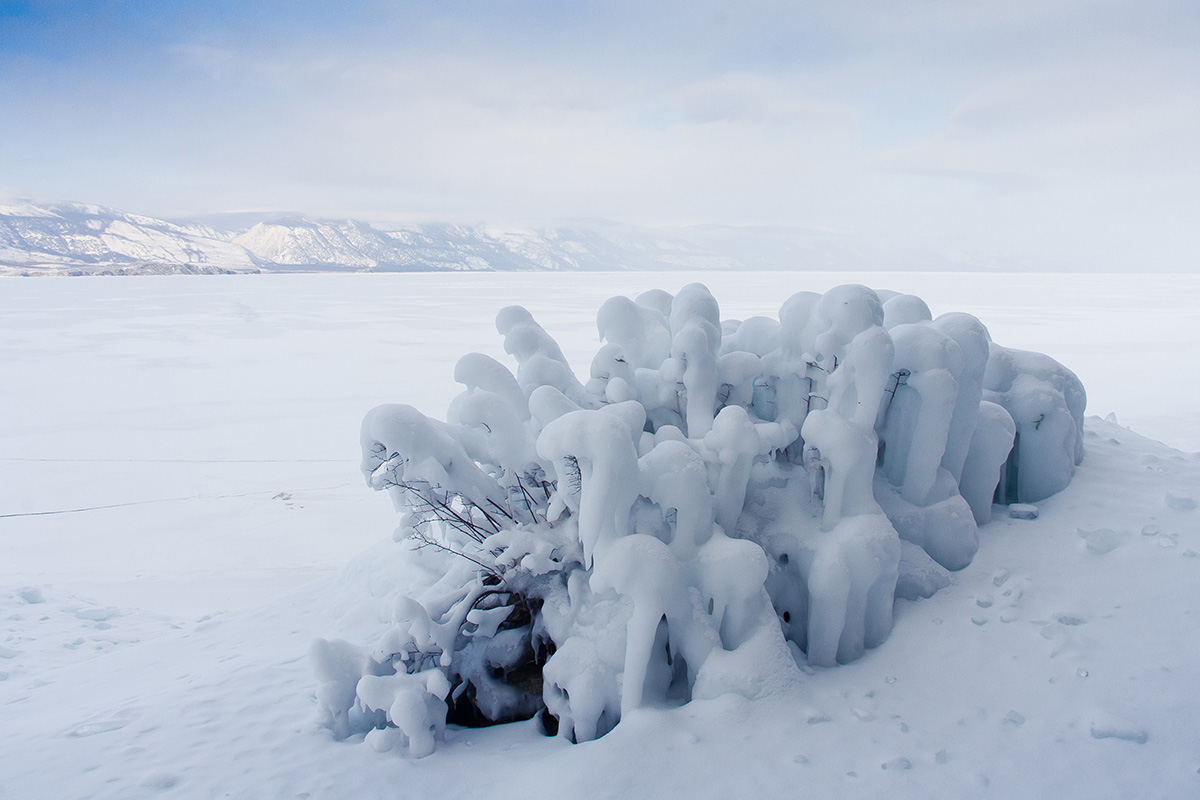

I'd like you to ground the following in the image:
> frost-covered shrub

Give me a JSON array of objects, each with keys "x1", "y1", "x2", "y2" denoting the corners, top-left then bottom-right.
[{"x1": 313, "y1": 283, "x2": 1085, "y2": 754}]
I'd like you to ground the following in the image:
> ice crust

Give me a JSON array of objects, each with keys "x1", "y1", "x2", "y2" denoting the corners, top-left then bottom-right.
[{"x1": 321, "y1": 283, "x2": 1085, "y2": 754}]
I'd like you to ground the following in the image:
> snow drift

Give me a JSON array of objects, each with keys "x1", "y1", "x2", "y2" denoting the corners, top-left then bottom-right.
[{"x1": 314, "y1": 283, "x2": 1085, "y2": 754}]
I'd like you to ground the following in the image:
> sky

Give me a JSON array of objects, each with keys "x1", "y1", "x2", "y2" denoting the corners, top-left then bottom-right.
[{"x1": 1, "y1": 0, "x2": 1197, "y2": 270}]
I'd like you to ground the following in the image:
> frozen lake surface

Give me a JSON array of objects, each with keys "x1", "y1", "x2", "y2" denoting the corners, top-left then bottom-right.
[
  {"x1": 2, "y1": 272, "x2": 1199, "y2": 799},
  {"x1": 2, "y1": 271, "x2": 1196, "y2": 615}
]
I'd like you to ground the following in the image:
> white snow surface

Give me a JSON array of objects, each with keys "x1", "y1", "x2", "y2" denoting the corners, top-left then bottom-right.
[{"x1": 2, "y1": 271, "x2": 1200, "y2": 798}]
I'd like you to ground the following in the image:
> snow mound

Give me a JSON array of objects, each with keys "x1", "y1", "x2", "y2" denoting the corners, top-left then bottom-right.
[{"x1": 318, "y1": 283, "x2": 1086, "y2": 754}]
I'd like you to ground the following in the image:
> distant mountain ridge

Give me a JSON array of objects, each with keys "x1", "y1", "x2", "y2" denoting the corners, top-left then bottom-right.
[
  {"x1": 1, "y1": 201, "x2": 748, "y2": 275},
  {"x1": 0, "y1": 199, "x2": 1059, "y2": 275}
]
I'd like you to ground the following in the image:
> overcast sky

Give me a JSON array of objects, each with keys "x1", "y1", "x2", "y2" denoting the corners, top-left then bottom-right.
[{"x1": 1, "y1": 0, "x2": 1197, "y2": 269}]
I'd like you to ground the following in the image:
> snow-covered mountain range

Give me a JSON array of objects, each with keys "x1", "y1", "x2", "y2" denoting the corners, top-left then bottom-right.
[
  {"x1": 0, "y1": 199, "x2": 1046, "y2": 276},
  {"x1": 0, "y1": 201, "x2": 739, "y2": 276}
]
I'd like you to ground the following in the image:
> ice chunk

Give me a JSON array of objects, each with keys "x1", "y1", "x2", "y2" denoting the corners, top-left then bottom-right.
[
  {"x1": 1090, "y1": 717, "x2": 1149, "y2": 744},
  {"x1": 1009, "y1": 503, "x2": 1039, "y2": 520},
  {"x1": 17, "y1": 587, "x2": 45, "y2": 604},
  {"x1": 1079, "y1": 527, "x2": 1122, "y2": 554}
]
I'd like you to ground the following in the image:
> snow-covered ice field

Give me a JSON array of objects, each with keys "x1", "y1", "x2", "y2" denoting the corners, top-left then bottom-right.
[{"x1": 2, "y1": 271, "x2": 1199, "y2": 798}]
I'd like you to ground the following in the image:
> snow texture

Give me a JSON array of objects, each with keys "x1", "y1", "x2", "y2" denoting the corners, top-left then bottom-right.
[{"x1": 9, "y1": 273, "x2": 1200, "y2": 800}]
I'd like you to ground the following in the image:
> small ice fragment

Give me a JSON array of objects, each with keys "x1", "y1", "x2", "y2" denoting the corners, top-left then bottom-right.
[
  {"x1": 1079, "y1": 528, "x2": 1121, "y2": 555},
  {"x1": 1090, "y1": 723, "x2": 1148, "y2": 744},
  {"x1": 1165, "y1": 491, "x2": 1196, "y2": 511},
  {"x1": 972, "y1": 616, "x2": 988, "y2": 626},
  {"x1": 852, "y1": 708, "x2": 876, "y2": 721},
  {"x1": 1041, "y1": 623, "x2": 1065, "y2": 639},
  {"x1": 17, "y1": 587, "x2": 44, "y2": 604},
  {"x1": 935, "y1": 749, "x2": 949, "y2": 764},
  {"x1": 1000, "y1": 611, "x2": 1018, "y2": 623},
  {"x1": 976, "y1": 595, "x2": 994, "y2": 608},
  {"x1": 1077, "y1": 667, "x2": 1089, "y2": 678},
  {"x1": 1141, "y1": 523, "x2": 1161, "y2": 537},
  {"x1": 0, "y1": 645, "x2": 18, "y2": 659},
  {"x1": 885, "y1": 676, "x2": 897, "y2": 685},
  {"x1": 1009, "y1": 504, "x2": 1039, "y2": 520},
  {"x1": 365, "y1": 727, "x2": 397, "y2": 753},
  {"x1": 1006, "y1": 710, "x2": 1025, "y2": 726},
  {"x1": 992, "y1": 569, "x2": 1010, "y2": 587},
  {"x1": 76, "y1": 607, "x2": 117, "y2": 622},
  {"x1": 792, "y1": 754, "x2": 809, "y2": 765},
  {"x1": 1056, "y1": 613, "x2": 1087, "y2": 626},
  {"x1": 807, "y1": 713, "x2": 832, "y2": 725},
  {"x1": 68, "y1": 719, "x2": 128, "y2": 737},
  {"x1": 140, "y1": 773, "x2": 178, "y2": 790},
  {"x1": 882, "y1": 757, "x2": 912, "y2": 770},
  {"x1": 899, "y1": 722, "x2": 909, "y2": 733}
]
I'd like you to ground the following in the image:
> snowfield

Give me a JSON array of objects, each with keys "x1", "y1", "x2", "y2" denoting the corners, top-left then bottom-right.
[{"x1": 2, "y1": 272, "x2": 1199, "y2": 799}]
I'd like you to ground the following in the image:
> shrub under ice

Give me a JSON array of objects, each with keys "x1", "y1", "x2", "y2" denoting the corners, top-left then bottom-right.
[{"x1": 312, "y1": 283, "x2": 1085, "y2": 755}]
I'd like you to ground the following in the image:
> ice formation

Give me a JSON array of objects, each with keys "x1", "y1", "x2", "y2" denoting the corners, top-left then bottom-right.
[{"x1": 316, "y1": 283, "x2": 1085, "y2": 755}]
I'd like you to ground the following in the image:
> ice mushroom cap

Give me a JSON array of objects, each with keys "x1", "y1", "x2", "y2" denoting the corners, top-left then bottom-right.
[
  {"x1": 882, "y1": 294, "x2": 933, "y2": 329},
  {"x1": 669, "y1": 282, "x2": 722, "y2": 338},
  {"x1": 495, "y1": 304, "x2": 536, "y2": 335},
  {"x1": 890, "y1": 322, "x2": 964, "y2": 376}
]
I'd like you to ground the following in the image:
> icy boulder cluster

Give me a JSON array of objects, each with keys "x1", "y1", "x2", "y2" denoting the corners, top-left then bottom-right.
[{"x1": 312, "y1": 283, "x2": 1085, "y2": 755}]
